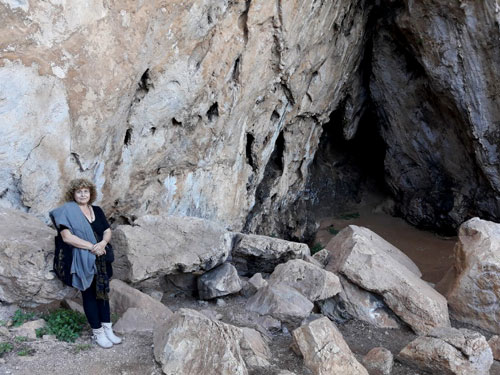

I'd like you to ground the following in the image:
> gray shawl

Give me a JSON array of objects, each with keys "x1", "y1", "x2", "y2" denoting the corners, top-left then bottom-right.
[{"x1": 50, "y1": 202, "x2": 96, "y2": 291}]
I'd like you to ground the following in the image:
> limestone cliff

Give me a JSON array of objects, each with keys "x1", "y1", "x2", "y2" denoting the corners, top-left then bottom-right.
[{"x1": 0, "y1": 0, "x2": 498, "y2": 237}]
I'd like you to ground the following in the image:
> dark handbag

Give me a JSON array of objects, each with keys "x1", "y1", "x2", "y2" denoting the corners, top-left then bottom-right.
[
  {"x1": 53, "y1": 234, "x2": 73, "y2": 287},
  {"x1": 104, "y1": 242, "x2": 114, "y2": 263}
]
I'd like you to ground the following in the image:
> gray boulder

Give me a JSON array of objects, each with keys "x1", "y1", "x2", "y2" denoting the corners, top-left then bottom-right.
[
  {"x1": 231, "y1": 233, "x2": 310, "y2": 275},
  {"x1": 197, "y1": 263, "x2": 242, "y2": 300}
]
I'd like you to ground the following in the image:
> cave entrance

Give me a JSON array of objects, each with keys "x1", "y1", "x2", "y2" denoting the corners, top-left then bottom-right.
[{"x1": 305, "y1": 101, "x2": 389, "y2": 223}]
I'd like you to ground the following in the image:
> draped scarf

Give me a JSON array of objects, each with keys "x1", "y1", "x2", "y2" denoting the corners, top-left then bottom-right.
[{"x1": 50, "y1": 202, "x2": 109, "y2": 299}]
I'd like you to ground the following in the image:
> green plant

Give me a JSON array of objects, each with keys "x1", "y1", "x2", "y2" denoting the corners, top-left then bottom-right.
[
  {"x1": 339, "y1": 212, "x2": 360, "y2": 220},
  {"x1": 11, "y1": 309, "x2": 37, "y2": 327},
  {"x1": 327, "y1": 225, "x2": 339, "y2": 235},
  {"x1": 72, "y1": 343, "x2": 92, "y2": 353},
  {"x1": 14, "y1": 336, "x2": 28, "y2": 343},
  {"x1": 36, "y1": 309, "x2": 87, "y2": 343},
  {"x1": 17, "y1": 348, "x2": 35, "y2": 356},
  {"x1": 0, "y1": 342, "x2": 13, "y2": 357},
  {"x1": 111, "y1": 312, "x2": 119, "y2": 324},
  {"x1": 310, "y1": 242, "x2": 324, "y2": 255},
  {"x1": 0, "y1": 320, "x2": 6, "y2": 327}
]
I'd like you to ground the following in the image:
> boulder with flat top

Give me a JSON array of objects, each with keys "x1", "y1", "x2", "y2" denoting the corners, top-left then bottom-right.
[{"x1": 112, "y1": 215, "x2": 232, "y2": 283}]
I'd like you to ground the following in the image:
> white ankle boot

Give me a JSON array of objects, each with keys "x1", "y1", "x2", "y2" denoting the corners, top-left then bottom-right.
[
  {"x1": 102, "y1": 322, "x2": 122, "y2": 344},
  {"x1": 92, "y1": 327, "x2": 113, "y2": 348}
]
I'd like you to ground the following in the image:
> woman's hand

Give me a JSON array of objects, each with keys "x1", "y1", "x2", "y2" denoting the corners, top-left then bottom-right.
[{"x1": 92, "y1": 241, "x2": 107, "y2": 257}]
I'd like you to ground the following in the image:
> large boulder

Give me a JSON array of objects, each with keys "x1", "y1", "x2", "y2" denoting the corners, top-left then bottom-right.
[
  {"x1": 399, "y1": 327, "x2": 493, "y2": 375},
  {"x1": 292, "y1": 317, "x2": 369, "y2": 375},
  {"x1": 231, "y1": 233, "x2": 310, "y2": 275},
  {"x1": 326, "y1": 225, "x2": 449, "y2": 334},
  {"x1": 154, "y1": 308, "x2": 271, "y2": 375},
  {"x1": 440, "y1": 218, "x2": 500, "y2": 332},
  {"x1": 113, "y1": 215, "x2": 232, "y2": 283},
  {"x1": 269, "y1": 259, "x2": 341, "y2": 302},
  {"x1": 318, "y1": 275, "x2": 402, "y2": 329},
  {"x1": 109, "y1": 279, "x2": 172, "y2": 332},
  {"x1": 488, "y1": 336, "x2": 500, "y2": 361},
  {"x1": 246, "y1": 283, "x2": 313, "y2": 325},
  {"x1": 0, "y1": 207, "x2": 72, "y2": 305},
  {"x1": 197, "y1": 262, "x2": 242, "y2": 300}
]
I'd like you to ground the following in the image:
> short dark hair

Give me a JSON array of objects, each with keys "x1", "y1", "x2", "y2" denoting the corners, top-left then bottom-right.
[{"x1": 64, "y1": 178, "x2": 97, "y2": 204}]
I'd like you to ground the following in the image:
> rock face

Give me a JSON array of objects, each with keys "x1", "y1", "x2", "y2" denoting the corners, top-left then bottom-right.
[
  {"x1": 399, "y1": 327, "x2": 493, "y2": 375},
  {"x1": 1, "y1": 0, "x2": 499, "y2": 240},
  {"x1": 292, "y1": 317, "x2": 368, "y2": 375},
  {"x1": 370, "y1": 1, "x2": 500, "y2": 232},
  {"x1": 440, "y1": 218, "x2": 500, "y2": 333},
  {"x1": 269, "y1": 259, "x2": 341, "y2": 302},
  {"x1": 326, "y1": 225, "x2": 450, "y2": 334},
  {"x1": 112, "y1": 215, "x2": 232, "y2": 283},
  {"x1": 246, "y1": 283, "x2": 313, "y2": 324},
  {"x1": 197, "y1": 262, "x2": 242, "y2": 300},
  {"x1": 153, "y1": 308, "x2": 270, "y2": 375},
  {"x1": 231, "y1": 233, "x2": 310, "y2": 275},
  {"x1": 0, "y1": 207, "x2": 72, "y2": 306},
  {"x1": 0, "y1": 0, "x2": 370, "y2": 237}
]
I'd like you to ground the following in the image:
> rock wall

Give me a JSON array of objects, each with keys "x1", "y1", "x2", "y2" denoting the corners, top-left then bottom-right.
[
  {"x1": 370, "y1": 0, "x2": 500, "y2": 232},
  {"x1": 0, "y1": 0, "x2": 499, "y2": 236},
  {"x1": 0, "y1": 0, "x2": 369, "y2": 234}
]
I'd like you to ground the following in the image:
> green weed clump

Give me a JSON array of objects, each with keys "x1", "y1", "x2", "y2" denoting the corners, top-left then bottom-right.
[
  {"x1": 0, "y1": 342, "x2": 13, "y2": 357},
  {"x1": 327, "y1": 225, "x2": 339, "y2": 235},
  {"x1": 36, "y1": 309, "x2": 87, "y2": 343},
  {"x1": 11, "y1": 309, "x2": 37, "y2": 327},
  {"x1": 17, "y1": 348, "x2": 35, "y2": 356},
  {"x1": 310, "y1": 242, "x2": 324, "y2": 255},
  {"x1": 339, "y1": 212, "x2": 360, "y2": 220},
  {"x1": 72, "y1": 343, "x2": 92, "y2": 353}
]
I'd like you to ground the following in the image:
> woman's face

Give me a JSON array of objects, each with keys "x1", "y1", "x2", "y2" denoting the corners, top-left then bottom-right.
[{"x1": 74, "y1": 188, "x2": 90, "y2": 205}]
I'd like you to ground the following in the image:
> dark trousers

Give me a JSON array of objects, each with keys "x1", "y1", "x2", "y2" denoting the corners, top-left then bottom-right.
[{"x1": 81, "y1": 277, "x2": 110, "y2": 329}]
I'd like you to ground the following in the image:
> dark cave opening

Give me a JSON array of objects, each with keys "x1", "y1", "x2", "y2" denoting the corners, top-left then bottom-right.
[{"x1": 305, "y1": 102, "x2": 388, "y2": 219}]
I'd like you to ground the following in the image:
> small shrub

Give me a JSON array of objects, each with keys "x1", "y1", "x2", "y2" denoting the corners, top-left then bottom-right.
[
  {"x1": 310, "y1": 242, "x2": 324, "y2": 255},
  {"x1": 0, "y1": 342, "x2": 13, "y2": 357},
  {"x1": 11, "y1": 309, "x2": 37, "y2": 327},
  {"x1": 339, "y1": 212, "x2": 360, "y2": 220},
  {"x1": 327, "y1": 225, "x2": 339, "y2": 235},
  {"x1": 14, "y1": 336, "x2": 29, "y2": 343},
  {"x1": 0, "y1": 320, "x2": 6, "y2": 327},
  {"x1": 17, "y1": 348, "x2": 35, "y2": 356},
  {"x1": 36, "y1": 309, "x2": 87, "y2": 343}
]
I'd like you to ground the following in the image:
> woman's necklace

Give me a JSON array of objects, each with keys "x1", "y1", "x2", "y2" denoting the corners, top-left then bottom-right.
[{"x1": 80, "y1": 204, "x2": 95, "y2": 222}]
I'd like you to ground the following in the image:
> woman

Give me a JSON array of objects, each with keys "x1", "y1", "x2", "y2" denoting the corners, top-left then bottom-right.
[{"x1": 50, "y1": 178, "x2": 121, "y2": 348}]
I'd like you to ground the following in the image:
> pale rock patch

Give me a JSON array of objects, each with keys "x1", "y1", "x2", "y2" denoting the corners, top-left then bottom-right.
[
  {"x1": 153, "y1": 308, "x2": 271, "y2": 375},
  {"x1": 326, "y1": 225, "x2": 449, "y2": 334},
  {"x1": 113, "y1": 215, "x2": 232, "y2": 283},
  {"x1": 246, "y1": 283, "x2": 313, "y2": 325},
  {"x1": 109, "y1": 279, "x2": 172, "y2": 328},
  {"x1": 114, "y1": 307, "x2": 157, "y2": 334},
  {"x1": 197, "y1": 262, "x2": 242, "y2": 300},
  {"x1": 0, "y1": 207, "x2": 72, "y2": 306},
  {"x1": 440, "y1": 218, "x2": 500, "y2": 333},
  {"x1": 399, "y1": 327, "x2": 493, "y2": 375},
  {"x1": 231, "y1": 233, "x2": 310, "y2": 275},
  {"x1": 12, "y1": 319, "x2": 46, "y2": 339},
  {"x1": 269, "y1": 259, "x2": 341, "y2": 302},
  {"x1": 362, "y1": 347, "x2": 394, "y2": 375},
  {"x1": 292, "y1": 317, "x2": 368, "y2": 375}
]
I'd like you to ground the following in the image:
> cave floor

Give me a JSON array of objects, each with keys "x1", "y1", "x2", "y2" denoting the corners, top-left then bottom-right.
[{"x1": 313, "y1": 200, "x2": 457, "y2": 284}]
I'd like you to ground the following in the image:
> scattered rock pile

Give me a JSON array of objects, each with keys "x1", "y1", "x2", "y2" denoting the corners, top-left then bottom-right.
[{"x1": 1, "y1": 211, "x2": 498, "y2": 375}]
